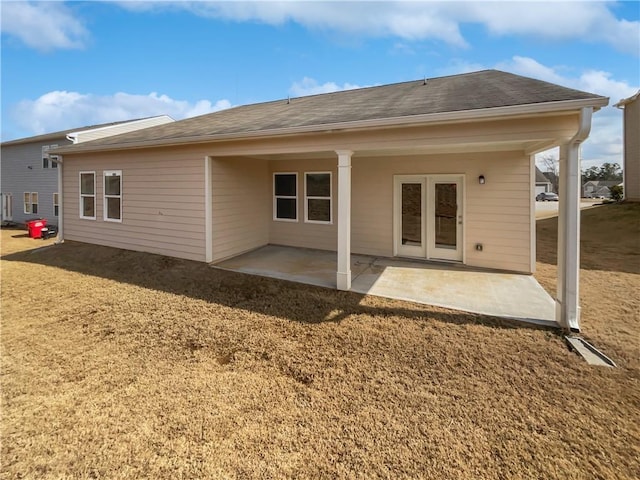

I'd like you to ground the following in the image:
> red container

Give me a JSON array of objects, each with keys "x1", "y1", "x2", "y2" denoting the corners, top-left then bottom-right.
[{"x1": 26, "y1": 219, "x2": 47, "y2": 239}]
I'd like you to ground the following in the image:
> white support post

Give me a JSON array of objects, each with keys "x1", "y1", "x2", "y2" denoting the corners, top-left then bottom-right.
[
  {"x1": 336, "y1": 150, "x2": 353, "y2": 290},
  {"x1": 556, "y1": 107, "x2": 592, "y2": 331},
  {"x1": 55, "y1": 155, "x2": 64, "y2": 244},
  {"x1": 204, "y1": 156, "x2": 213, "y2": 263}
]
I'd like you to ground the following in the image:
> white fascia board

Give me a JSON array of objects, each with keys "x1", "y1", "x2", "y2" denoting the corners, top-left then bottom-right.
[
  {"x1": 53, "y1": 97, "x2": 609, "y2": 155},
  {"x1": 69, "y1": 115, "x2": 175, "y2": 137},
  {"x1": 614, "y1": 90, "x2": 640, "y2": 108}
]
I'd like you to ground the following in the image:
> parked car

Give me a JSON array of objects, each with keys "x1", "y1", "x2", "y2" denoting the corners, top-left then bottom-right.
[{"x1": 536, "y1": 192, "x2": 559, "y2": 201}]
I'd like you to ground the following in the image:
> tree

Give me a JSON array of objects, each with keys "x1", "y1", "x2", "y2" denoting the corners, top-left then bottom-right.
[
  {"x1": 581, "y1": 162, "x2": 623, "y2": 182},
  {"x1": 610, "y1": 185, "x2": 624, "y2": 202}
]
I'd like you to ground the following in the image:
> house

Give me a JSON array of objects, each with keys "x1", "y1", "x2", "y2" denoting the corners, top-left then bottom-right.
[
  {"x1": 51, "y1": 70, "x2": 608, "y2": 331},
  {"x1": 615, "y1": 91, "x2": 640, "y2": 202},
  {"x1": 535, "y1": 166, "x2": 552, "y2": 195},
  {"x1": 0, "y1": 116, "x2": 174, "y2": 226},
  {"x1": 582, "y1": 180, "x2": 621, "y2": 199}
]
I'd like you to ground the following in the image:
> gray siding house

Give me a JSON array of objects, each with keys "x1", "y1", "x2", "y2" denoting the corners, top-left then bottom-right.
[{"x1": 1, "y1": 116, "x2": 173, "y2": 226}]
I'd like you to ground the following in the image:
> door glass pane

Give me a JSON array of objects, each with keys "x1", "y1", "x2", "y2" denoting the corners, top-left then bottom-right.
[
  {"x1": 435, "y1": 183, "x2": 457, "y2": 249},
  {"x1": 401, "y1": 183, "x2": 422, "y2": 246}
]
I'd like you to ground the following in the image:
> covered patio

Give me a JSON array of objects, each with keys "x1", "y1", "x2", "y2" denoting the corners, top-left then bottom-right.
[{"x1": 215, "y1": 245, "x2": 557, "y2": 327}]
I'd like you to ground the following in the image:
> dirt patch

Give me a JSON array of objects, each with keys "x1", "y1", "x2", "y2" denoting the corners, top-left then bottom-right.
[{"x1": 1, "y1": 205, "x2": 639, "y2": 479}]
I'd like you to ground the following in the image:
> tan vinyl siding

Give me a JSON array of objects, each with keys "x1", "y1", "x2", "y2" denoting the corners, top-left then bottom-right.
[
  {"x1": 623, "y1": 97, "x2": 640, "y2": 202},
  {"x1": 211, "y1": 157, "x2": 270, "y2": 262},
  {"x1": 269, "y1": 158, "x2": 338, "y2": 251},
  {"x1": 63, "y1": 147, "x2": 207, "y2": 261},
  {"x1": 351, "y1": 151, "x2": 533, "y2": 273}
]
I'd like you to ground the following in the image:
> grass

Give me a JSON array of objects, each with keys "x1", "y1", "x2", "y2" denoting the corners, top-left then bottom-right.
[{"x1": 1, "y1": 203, "x2": 639, "y2": 479}]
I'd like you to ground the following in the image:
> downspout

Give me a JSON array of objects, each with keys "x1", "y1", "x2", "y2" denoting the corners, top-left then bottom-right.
[
  {"x1": 556, "y1": 107, "x2": 593, "y2": 331},
  {"x1": 55, "y1": 155, "x2": 64, "y2": 244}
]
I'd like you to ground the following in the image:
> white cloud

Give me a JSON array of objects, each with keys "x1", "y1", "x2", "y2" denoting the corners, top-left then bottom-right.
[
  {"x1": 0, "y1": 1, "x2": 88, "y2": 51},
  {"x1": 116, "y1": 1, "x2": 639, "y2": 54},
  {"x1": 491, "y1": 56, "x2": 637, "y2": 168},
  {"x1": 289, "y1": 77, "x2": 366, "y2": 97},
  {"x1": 12, "y1": 91, "x2": 231, "y2": 135}
]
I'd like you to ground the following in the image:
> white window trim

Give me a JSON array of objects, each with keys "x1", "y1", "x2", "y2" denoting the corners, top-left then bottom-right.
[
  {"x1": 79, "y1": 171, "x2": 96, "y2": 220},
  {"x1": 273, "y1": 172, "x2": 298, "y2": 222},
  {"x1": 53, "y1": 193, "x2": 59, "y2": 217},
  {"x1": 23, "y1": 192, "x2": 38, "y2": 214},
  {"x1": 304, "y1": 171, "x2": 332, "y2": 224},
  {"x1": 103, "y1": 170, "x2": 122, "y2": 223}
]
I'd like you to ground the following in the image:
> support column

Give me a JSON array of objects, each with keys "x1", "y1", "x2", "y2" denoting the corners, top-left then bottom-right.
[
  {"x1": 204, "y1": 156, "x2": 213, "y2": 263},
  {"x1": 556, "y1": 108, "x2": 592, "y2": 331},
  {"x1": 55, "y1": 155, "x2": 64, "y2": 244},
  {"x1": 336, "y1": 150, "x2": 353, "y2": 290}
]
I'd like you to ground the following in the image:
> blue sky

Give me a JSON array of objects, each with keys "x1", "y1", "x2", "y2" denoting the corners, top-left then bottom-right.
[{"x1": 1, "y1": 1, "x2": 639, "y2": 168}]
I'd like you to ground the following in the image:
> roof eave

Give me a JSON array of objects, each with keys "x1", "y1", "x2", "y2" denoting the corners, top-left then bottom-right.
[{"x1": 53, "y1": 97, "x2": 609, "y2": 155}]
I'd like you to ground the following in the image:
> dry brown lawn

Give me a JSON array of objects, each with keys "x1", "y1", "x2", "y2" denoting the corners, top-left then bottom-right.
[{"x1": 1, "y1": 203, "x2": 639, "y2": 479}]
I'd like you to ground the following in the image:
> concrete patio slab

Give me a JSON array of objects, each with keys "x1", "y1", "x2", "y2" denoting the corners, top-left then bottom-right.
[{"x1": 215, "y1": 245, "x2": 557, "y2": 327}]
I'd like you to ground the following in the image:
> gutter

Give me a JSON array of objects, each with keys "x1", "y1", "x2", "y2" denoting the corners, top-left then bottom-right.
[
  {"x1": 52, "y1": 97, "x2": 609, "y2": 155},
  {"x1": 55, "y1": 155, "x2": 64, "y2": 244}
]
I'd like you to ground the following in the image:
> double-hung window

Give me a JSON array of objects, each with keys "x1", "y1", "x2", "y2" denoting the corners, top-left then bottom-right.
[
  {"x1": 80, "y1": 172, "x2": 96, "y2": 219},
  {"x1": 273, "y1": 173, "x2": 297, "y2": 221},
  {"x1": 23, "y1": 192, "x2": 38, "y2": 214},
  {"x1": 53, "y1": 193, "x2": 59, "y2": 217},
  {"x1": 104, "y1": 170, "x2": 122, "y2": 222},
  {"x1": 304, "y1": 172, "x2": 332, "y2": 223}
]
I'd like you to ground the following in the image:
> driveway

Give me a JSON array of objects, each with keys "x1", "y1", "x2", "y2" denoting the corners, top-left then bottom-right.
[{"x1": 535, "y1": 199, "x2": 603, "y2": 219}]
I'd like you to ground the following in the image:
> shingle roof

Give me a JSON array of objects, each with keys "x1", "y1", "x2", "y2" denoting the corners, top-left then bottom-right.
[
  {"x1": 1, "y1": 116, "x2": 166, "y2": 146},
  {"x1": 535, "y1": 167, "x2": 551, "y2": 183},
  {"x1": 54, "y1": 70, "x2": 608, "y2": 153}
]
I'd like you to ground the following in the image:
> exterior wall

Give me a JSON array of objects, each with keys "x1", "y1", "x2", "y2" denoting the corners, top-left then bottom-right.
[
  {"x1": 623, "y1": 97, "x2": 640, "y2": 202},
  {"x1": 351, "y1": 151, "x2": 533, "y2": 273},
  {"x1": 211, "y1": 157, "x2": 270, "y2": 262},
  {"x1": 0, "y1": 137, "x2": 69, "y2": 225},
  {"x1": 269, "y1": 158, "x2": 338, "y2": 251},
  {"x1": 73, "y1": 116, "x2": 174, "y2": 143},
  {"x1": 62, "y1": 146, "x2": 208, "y2": 261}
]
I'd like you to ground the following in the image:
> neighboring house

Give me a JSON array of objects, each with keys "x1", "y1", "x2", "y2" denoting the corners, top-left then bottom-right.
[
  {"x1": 1, "y1": 116, "x2": 174, "y2": 225},
  {"x1": 52, "y1": 70, "x2": 608, "y2": 330},
  {"x1": 535, "y1": 166, "x2": 552, "y2": 195},
  {"x1": 582, "y1": 180, "x2": 621, "y2": 198},
  {"x1": 615, "y1": 91, "x2": 640, "y2": 202}
]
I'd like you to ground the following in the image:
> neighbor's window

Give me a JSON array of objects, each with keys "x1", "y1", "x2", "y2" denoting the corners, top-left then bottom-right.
[
  {"x1": 23, "y1": 192, "x2": 38, "y2": 214},
  {"x1": 50, "y1": 145, "x2": 58, "y2": 168},
  {"x1": 305, "y1": 172, "x2": 332, "y2": 223},
  {"x1": 104, "y1": 170, "x2": 122, "y2": 222},
  {"x1": 42, "y1": 146, "x2": 50, "y2": 168},
  {"x1": 53, "y1": 193, "x2": 59, "y2": 217},
  {"x1": 79, "y1": 172, "x2": 96, "y2": 219},
  {"x1": 274, "y1": 173, "x2": 297, "y2": 221}
]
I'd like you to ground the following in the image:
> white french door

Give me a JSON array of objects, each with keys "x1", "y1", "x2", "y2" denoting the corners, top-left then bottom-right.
[{"x1": 394, "y1": 175, "x2": 464, "y2": 262}]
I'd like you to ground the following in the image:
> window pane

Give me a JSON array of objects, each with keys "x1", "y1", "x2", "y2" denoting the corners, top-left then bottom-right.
[
  {"x1": 24, "y1": 193, "x2": 30, "y2": 204},
  {"x1": 54, "y1": 206, "x2": 59, "y2": 217},
  {"x1": 43, "y1": 158, "x2": 49, "y2": 168},
  {"x1": 82, "y1": 197, "x2": 95, "y2": 217},
  {"x1": 52, "y1": 161, "x2": 58, "y2": 169},
  {"x1": 31, "y1": 193, "x2": 38, "y2": 203},
  {"x1": 32, "y1": 204, "x2": 38, "y2": 214},
  {"x1": 307, "y1": 199, "x2": 330, "y2": 222},
  {"x1": 81, "y1": 174, "x2": 94, "y2": 195},
  {"x1": 276, "y1": 198, "x2": 296, "y2": 219},
  {"x1": 105, "y1": 175, "x2": 121, "y2": 196},
  {"x1": 275, "y1": 174, "x2": 296, "y2": 197},
  {"x1": 106, "y1": 197, "x2": 121, "y2": 220},
  {"x1": 53, "y1": 193, "x2": 59, "y2": 204},
  {"x1": 306, "y1": 173, "x2": 330, "y2": 197}
]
